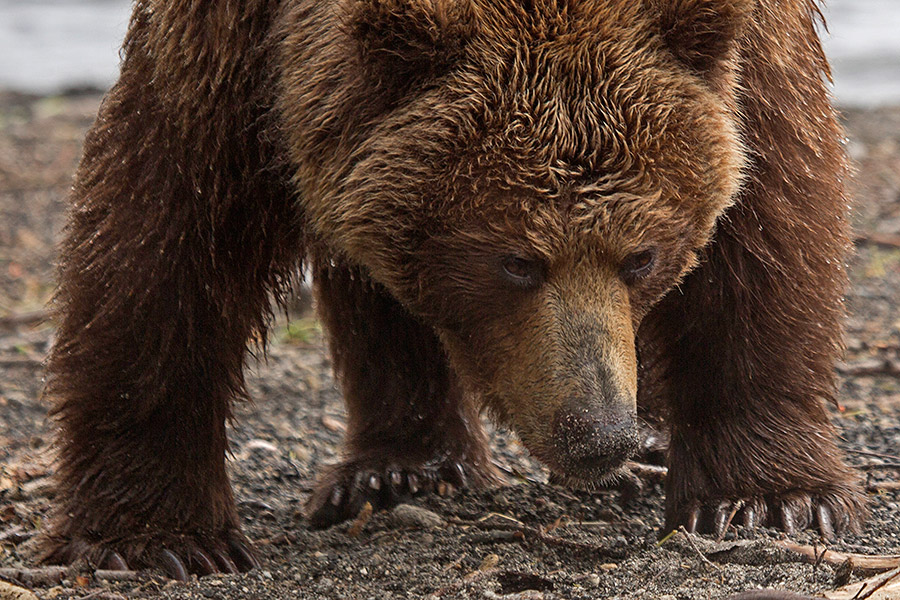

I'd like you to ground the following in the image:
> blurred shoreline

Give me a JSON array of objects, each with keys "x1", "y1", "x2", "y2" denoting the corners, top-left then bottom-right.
[
  {"x1": 1, "y1": 0, "x2": 900, "y2": 107},
  {"x1": 2, "y1": 86, "x2": 898, "y2": 114}
]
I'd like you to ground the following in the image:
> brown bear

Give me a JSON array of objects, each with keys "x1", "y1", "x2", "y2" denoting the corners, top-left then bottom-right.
[{"x1": 40, "y1": 0, "x2": 865, "y2": 578}]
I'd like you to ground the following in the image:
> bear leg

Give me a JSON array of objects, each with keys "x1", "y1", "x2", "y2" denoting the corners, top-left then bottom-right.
[
  {"x1": 307, "y1": 259, "x2": 502, "y2": 528},
  {"x1": 639, "y1": 1, "x2": 866, "y2": 541},
  {"x1": 39, "y1": 1, "x2": 301, "y2": 576},
  {"x1": 642, "y1": 194, "x2": 865, "y2": 540}
]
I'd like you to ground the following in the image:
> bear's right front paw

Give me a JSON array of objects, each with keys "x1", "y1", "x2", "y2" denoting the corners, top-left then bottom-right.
[{"x1": 39, "y1": 528, "x2": 259, "y2": 580}]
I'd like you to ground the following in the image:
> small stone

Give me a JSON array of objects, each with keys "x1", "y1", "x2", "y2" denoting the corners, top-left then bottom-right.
[
  {"x1": 321, "y1": 414, "x2": 346, "y2": 432},
  {"x1": 0, "y1": 581, "x2": 39, "y2": 600},
  {"x1": 291, "y1": 444, "x2": 311, "y2": 462},
  {"x1": 245, "y1": 439, "x2": 279, "y2": 453},
  {"x1": 582, "y1": 574, "x2": 601, "y2": 587},
  {"x1": 479, "y1": 554, "x2": 500, "y2": 570},
  {"x1": 599, "y1": 563, "x2": 618, "y2": 571},
  {"x1": 390, "y1": 503, "x2": 445, "y2": 529}
]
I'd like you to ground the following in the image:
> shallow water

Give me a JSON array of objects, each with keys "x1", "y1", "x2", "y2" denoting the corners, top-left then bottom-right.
[
  {"x1": 825, "y1": 0, "x2": 900, "y2": 107},
  {"x1": 0, "y1": 0, "x2": 898, "y2": 107},
  {"x1": 0, "y1": 0, "x2": 131, "y2": 94}
]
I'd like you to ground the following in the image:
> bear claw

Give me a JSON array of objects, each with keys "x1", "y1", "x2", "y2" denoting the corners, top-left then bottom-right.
[
  {"x1": 307, "y1": 460, "x2": 473, "y2": 529},
  {"x1": 160, "y1": 549, "x2": 190, "y2": 581},
  {"x1": 675, "y1": 493, "x2": 857, "y2": 541},
  {"x1": 103, "y1": 551, "x2": 129, "y2": 571},
  {"x1": 41, "y1": 529, "x2": 259, "y2": 580},
  {"x1": 151, "y1": 536, "x2": 257, "y2": 578}
]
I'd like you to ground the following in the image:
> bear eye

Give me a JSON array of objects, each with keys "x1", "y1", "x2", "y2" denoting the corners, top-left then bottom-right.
[
  {"x1": 621, "y1": 249, "x2": 657, "y2": 283},
  {"x1": 501, "y1": 256, "x2": 544, "y2": 288}
]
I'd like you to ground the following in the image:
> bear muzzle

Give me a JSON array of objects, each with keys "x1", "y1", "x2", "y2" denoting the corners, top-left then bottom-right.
[{"x1": 550, "y1": 400, "x2": 640, "y2": 481}]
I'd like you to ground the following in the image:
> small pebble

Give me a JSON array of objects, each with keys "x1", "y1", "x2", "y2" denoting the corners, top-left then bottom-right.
[
  {"x1": 479, "y1": 553, "x2": 500, "y2": 570},
  {"x1": 484, "y1": 592, "x2": 545, "y2": 600},
  {"x1": 245, "y1": 438, "x2": 279, "y2": 453},
  {"x1": 0, "y1": 581, "x2": 38, "y2": 600},
  {"x1": 390, "y1": 504, "x2": 445, "y2": 529}
]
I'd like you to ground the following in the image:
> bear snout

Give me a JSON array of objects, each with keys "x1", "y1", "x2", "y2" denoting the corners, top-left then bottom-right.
[{"x1": 550, "y1": 402, "x2": 640, "y2": 479}]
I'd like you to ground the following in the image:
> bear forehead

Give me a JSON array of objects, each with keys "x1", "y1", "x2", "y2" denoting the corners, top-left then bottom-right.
[
  {"x1": 389, "y1": 53, "x2": 737, "y2": 239},
  {"x1": 350, "y1": 2, "x2": 740, "y2": 212},
  {"x1": 472, "y1": 0, "x2": 658, "y2": 45},
  {"x1": 287, "y1": 0, "x2": 745, "y2": 269}
]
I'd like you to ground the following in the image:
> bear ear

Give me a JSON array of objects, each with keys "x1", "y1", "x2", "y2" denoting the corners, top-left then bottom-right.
[
  {"x1": 653, "y1": 0, "x2": 754, "y2": 76},
  {"x1": 349, "y1": 0, "x2": 477, "y2": 85}
]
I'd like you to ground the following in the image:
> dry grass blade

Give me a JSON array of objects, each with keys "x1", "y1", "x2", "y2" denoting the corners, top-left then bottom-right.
[
  {"x1": 776, "y1": 541, "x2": 900, "y2": 575},
  {"x1": 824, "y1": 566, "x2": 900, "y2": 599}
]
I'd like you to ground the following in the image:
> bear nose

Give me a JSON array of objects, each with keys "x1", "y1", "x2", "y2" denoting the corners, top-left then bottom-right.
[{"x1": 551, "y1": 403, "x2": 640, "y2": 476}]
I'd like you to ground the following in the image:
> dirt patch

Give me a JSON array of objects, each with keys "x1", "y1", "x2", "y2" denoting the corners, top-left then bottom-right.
[{"x1": 0, "y1": 91, "x2": 898, "y2": 599}]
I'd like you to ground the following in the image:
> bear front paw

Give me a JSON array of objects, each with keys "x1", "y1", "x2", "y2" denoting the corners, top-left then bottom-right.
[
  {"x1": 665, "y1": 489, "x2": 865, "y2": 541},
  {"x1": 307, "y1": 456, "x2": 502, "y2": 529},
  {"x1": 39, "y1": 528, "x2": 259, "y2": 580}
]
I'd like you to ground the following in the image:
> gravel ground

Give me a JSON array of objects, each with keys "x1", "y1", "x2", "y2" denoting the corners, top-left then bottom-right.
[{"x1": 0, "y1": 90, "x2": 898, "y2": 600}]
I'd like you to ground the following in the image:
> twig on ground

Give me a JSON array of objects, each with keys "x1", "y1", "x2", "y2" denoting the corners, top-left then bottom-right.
[
  {"x1": 837, "y1": 359, "x2": 900, "y2": 378},
  {"x1": 490, "y1": 460, "x2": 544, "y2": 485},
  {"x1": 0, "y1": 356, "x2": 42, "y2": 367},
  {"x1": 678, "y1": 528, "x2": 721, "y2": 571},
  {"x1": 856, "y1": 567, "x2": 900, "y2": 600},
  {"x1": 826, "y1": 566, "x2": 900, "y2": 600},
  {"x1": 859, "y1": 463, "x2": 900, "y2": 471},
  {"x1": 0, "y1": 567, "x2": 144, "y2": 587},
  {"x1": 76, "y1": 592, "x2": 128, "y2": 600},
  {"x1": 776, "y1": 541, "x2": 900, "y2": 575},
  {"x1": 447, "y1": 515, "x2": 626, "y2": 558},
  {"x1": 856, "y1": 232, "x2": 900, "y2": 249},
  {"x1": 0, "y1": 310, "x2": 48, "y2": 328},
  {"x1": 625, "y1": 461, "x2": 668, "y2": 481},
  {"x1": 440, "y1": 553, "x2": 468, "y2": 572},
  {"x1": 867, "y1": 481, "x2": 900, "y2": 493},
  {"x1": 848, "y1": 449, "x2": 900, "y2": 461}
]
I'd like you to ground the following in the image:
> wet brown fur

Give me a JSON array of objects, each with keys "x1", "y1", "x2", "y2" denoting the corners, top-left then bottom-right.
[{"x1": 41, "y1": 0, "x2": 864, "y2": 571}]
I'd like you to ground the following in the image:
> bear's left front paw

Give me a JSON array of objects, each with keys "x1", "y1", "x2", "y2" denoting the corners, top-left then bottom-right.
[{"x1": 665, "y1": 489, "x2": 865, "y2": 541}]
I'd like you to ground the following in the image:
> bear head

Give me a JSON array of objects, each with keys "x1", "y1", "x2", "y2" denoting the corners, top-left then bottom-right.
[{"x1": 281, "y1": 0, "x2": 751, "y2": 486}]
